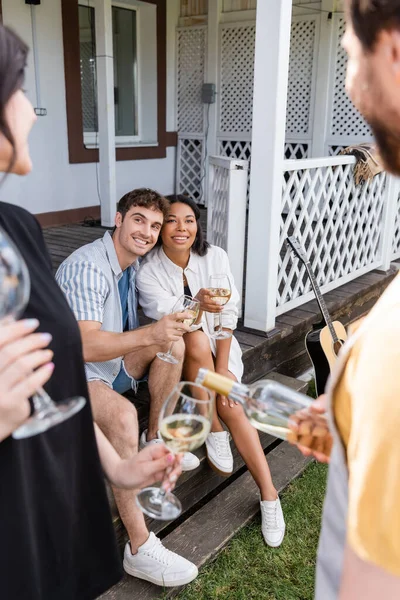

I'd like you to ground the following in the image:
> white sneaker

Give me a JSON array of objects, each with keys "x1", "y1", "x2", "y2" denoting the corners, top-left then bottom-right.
[
  {"x1": 205, "y1": 431, "x2": 233, "y2": 476},
  {"x1": 139, "y1": 429, "x2": 200, "y2": 472},
  {"x1": 123, "y1": 533, "x2": 198, "y2": 587},
  {"x1": 260, "y1": 497, "x2": 285, "y2": 547}
]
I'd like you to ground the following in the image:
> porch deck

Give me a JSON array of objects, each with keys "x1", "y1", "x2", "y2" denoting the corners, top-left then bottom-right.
[{"x1": 43, "y1": 219, "x2": 398, "y2": 599}]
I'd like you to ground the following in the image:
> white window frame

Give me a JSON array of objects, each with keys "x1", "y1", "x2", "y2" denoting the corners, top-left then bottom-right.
[{"x1": 79, "y1": 0, "x2": 142, "y2": 147}]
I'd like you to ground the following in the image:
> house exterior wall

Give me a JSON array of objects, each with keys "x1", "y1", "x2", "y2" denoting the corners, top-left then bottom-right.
[{"x1": 2, "y1": 0, "x2": 177, "y2": 217}]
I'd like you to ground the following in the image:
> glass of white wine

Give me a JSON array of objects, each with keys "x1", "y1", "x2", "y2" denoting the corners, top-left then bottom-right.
[
  {"x1": 156, "y1": 295, "x2": 200, "y2": 364},
  {"x1": 208, "y1": 274, "x2": 232, "y2": 340},
  {"x1": 136, "y1": 381, "x2": 214, "y2": 520}
]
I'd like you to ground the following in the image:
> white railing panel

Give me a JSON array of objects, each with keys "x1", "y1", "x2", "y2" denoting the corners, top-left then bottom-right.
[
  {"x1": 277, "y1": 158, "x2": 388, "y2": 314},
  {"x1": 208, "y1": 155, "x2": 248, "y2": 311},
  {"x1": 177, "y1": 135, "x2": 206, "y2": 204},
  {"x1": 392, "y1": 189, "x2": 400, "y2": 261}
]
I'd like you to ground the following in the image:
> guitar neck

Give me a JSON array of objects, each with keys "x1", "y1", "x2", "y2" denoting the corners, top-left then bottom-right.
[{"x1": 305, "y1": 263, "x2": 338, "y2": 343}]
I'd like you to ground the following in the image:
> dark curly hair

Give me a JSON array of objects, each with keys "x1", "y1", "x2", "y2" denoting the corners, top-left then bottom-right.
[
  {"x1": 0, "y1": 25, "x2": 29, "y2": 173},
  {"x1": 349, "y1": 0, "x2": 400, "y2": 50},
  {"x1": 117, "y1": 188, "x2": 170, "y2": 221},
  {"x1": 163, "y1": 194, "x2": 210, "y2": 257}
]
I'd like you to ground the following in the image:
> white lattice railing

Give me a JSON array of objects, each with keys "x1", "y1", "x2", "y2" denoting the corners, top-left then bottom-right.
[
  {"x1": 207, "y1": 156, "x2": 248, "y2": 308},
  {"x1": 277, "y1": 155, "x2": 391, "y2": 315},
  {"x1": 177, "y1": 135, "x2": 205, "y2": 204},
  {"x1": 392, "y1": 191, "x2": 400, "y2": 261}
]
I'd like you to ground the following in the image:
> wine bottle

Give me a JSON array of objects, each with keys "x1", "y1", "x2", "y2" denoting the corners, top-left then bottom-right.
[{"x1": 195, "y1": 369, "x2": 329, "y2": 446}]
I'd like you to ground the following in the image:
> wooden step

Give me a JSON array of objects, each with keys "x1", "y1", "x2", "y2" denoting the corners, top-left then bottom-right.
[
  {"x1": 106, "y1": 372, "x2": 308, "y2": 548},
  {"x1": 98, "y1": 442, "x2": 311, "y2": 599}
]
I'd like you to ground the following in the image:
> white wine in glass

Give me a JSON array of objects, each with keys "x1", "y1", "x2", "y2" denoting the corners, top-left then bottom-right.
[
  {"x1": 208, "y1": 274, "x2": 232, "y2": 340},
  {"x1": 136, "y1": 381, "x2": 213, "y2": 520},
  {"x1": 156, "y1": 295, "x2": 200, "y2": 364}
]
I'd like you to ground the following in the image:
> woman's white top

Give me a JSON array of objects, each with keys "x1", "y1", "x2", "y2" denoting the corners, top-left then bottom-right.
[{"x1": 136, "y1": 245, "x2": 244, "y2": 382}]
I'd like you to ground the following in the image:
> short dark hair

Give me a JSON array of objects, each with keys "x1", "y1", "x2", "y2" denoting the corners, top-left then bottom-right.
[
  {"x1": 164, "y1": 194, "x2": 210, "y2": 257},
  {"x1": 0, "y1": 25, "x2": 28, "y2": 173},
  {"x1": 117, "y1": 188, "x2": 170, "y2": 220},
  {"x1": 349, "y1": 0, "x2": 400, "y2": 50}
]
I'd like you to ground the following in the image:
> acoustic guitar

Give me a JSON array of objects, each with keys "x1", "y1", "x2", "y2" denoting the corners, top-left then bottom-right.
[{"x1": 286, "y1": 236, "x2": 347, "y2": 396}]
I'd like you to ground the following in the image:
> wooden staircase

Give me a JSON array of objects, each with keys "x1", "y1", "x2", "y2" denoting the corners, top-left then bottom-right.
[{"x1": 98, "y1": 372, "x2": 309, "y2": 599}]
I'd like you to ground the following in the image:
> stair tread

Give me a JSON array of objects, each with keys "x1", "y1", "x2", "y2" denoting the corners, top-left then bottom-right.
[{"x1": 99, "y1": 443, "x2": 311, "y2": 599}]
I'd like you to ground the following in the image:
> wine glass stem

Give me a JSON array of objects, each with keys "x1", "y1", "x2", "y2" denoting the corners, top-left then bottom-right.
[
  {"x1": 167, "y1": 342, "x2": 174, "y2": 356},
  {"x1": 157, "y1": 487, "x2": 167, "y2": 501},
  {"x1": 216, "y1": 310, "x2": 222, "y2": 334},
  {"x1": 32, "y1": 387, "x2": 58, "y2": 417},
  {"x1": 154, "y1": 468, "x2": 177, "y2": 504}
]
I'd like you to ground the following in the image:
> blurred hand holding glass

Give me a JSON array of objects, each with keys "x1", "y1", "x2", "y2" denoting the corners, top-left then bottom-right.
[
  {"x1": 0, "y1": 226, "x2": 86, "y2": 439},
  {"x1": 136, "y1": 381, "x2": 214, "y2": 520}
]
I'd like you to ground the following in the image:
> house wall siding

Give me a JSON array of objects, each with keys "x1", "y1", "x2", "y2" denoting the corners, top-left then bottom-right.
[{"x1": 2, "y1": 0, "x2": 176, "y2": 217}]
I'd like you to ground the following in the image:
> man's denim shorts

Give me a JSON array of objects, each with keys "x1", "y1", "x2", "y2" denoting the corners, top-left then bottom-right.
[{"x1": 112, "y1": 360, "x2": 148, "y2": 395}]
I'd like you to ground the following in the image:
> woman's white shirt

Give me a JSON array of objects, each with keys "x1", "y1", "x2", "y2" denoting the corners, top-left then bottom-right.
[{"x1": 136, "y1": 245, "x2": 244, "y2": 382}]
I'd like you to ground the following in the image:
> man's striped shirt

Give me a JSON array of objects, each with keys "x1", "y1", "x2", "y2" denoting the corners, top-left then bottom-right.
[{"x1": 56, "y1": 231, "x2": 139, "y2": 388}]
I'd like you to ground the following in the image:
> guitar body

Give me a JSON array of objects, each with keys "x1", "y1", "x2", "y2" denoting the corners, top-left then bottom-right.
[
  {"x1": 305, "y1": 321, "x2": 348, "y2": 396},
  {"x1": 286, "y1": 236, "x2": 349, "y2": 396}
]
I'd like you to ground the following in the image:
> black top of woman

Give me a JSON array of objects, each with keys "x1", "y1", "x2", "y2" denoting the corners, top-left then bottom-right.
[{"x1": 0, "y1": 202, "x2": 122, "y2": 600}]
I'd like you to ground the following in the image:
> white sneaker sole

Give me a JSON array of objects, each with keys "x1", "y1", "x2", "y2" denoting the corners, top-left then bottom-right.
[
  {"x1": 123, "y1": 560, "x2": 198, "y2": 587},
  {"x1": 206, "y1": 455, "x2": 233, "y2": 477},
  {"x1": 262, "y1": 525, "x2": 286, "y2": 548}
]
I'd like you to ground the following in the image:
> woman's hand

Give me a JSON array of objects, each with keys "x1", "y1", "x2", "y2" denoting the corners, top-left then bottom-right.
[
  {"x1": 0, "y1": 318, "x2": 54, "y2": 442},
  {"x1": 215, "y1": 366, "x2": 238, "y2": 408},
  {"x1": 194, "y1": 288, "x2": 223, "y2": 314},
  {"x1": 113, "y1": 444, "x2": 183, "y2": 491},
  {"x1": 287, "y1": 395, "x2": 332, "y2": 463}
]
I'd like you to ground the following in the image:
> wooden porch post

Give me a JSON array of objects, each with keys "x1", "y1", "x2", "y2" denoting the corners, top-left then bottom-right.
[
  {"x1": 95, "y1": 0, "x2": 117, "y2": 227},
  {"x1": 311, "y1": 0, "x2": 336, "y2": 157},
  {"x1": 244, "y1": 0, "x2": 292, "y2": 332}
]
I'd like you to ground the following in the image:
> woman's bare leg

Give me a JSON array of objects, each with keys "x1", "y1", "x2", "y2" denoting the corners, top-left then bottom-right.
[
  {"x1": 183, "y1": 331, "x2": 277, "y2": 498},
  {"x1": 182, "y1": 330, "x2": 224, "y2": 433},
  {"x1": 217, "y1": 392, "x2": 277, "y2": 500}
]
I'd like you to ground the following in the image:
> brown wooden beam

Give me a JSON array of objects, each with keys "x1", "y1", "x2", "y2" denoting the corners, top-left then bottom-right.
[{"x1": 36, "y1": 205, "x2": 101, "y2": 228}]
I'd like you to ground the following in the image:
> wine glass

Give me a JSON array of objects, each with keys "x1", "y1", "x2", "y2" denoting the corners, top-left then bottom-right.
[
  {"x1": 136, "y1": 381, "x2": 214, "y2": 520},
  {"x1": 0, "y1": 226, "x2": 86, "y2": 439},
  {"x1": 156, "y1": 295, "x2": 200, "y2": 365},
  {"x1": 208, "y1": 274, "x2": 232, "y2": 340}
]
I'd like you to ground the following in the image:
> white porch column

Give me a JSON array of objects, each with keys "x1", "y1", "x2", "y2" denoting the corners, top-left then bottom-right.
[
  {"x1": 311, "y1": 0, "x2": 336, "y2": 157},
  {"x1": 244, "y1": 0, "x2": 292, "y2": 332},
  {"x1": 204, "y1": 0, "x2": 222, "y2": 206},
  {"x1": 95, "y1": 0, "x2": 117, "y2": 227}
]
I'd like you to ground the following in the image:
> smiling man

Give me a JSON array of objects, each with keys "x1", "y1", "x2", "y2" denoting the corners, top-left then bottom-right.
[
  {"x1": 56, "y1": 188, "x2": 199, "y2": 587},
  {"x1": 293, "y1": 2, "x2": 400, "y2": 599}
]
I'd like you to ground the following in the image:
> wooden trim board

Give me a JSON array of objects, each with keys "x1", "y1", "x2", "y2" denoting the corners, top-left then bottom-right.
[
  {"x1": 36, "y1": 205, "x2": 101, "y2": 228},
  {"x1": 60, "y1": 0, "x2": 174, "y2": 164}
]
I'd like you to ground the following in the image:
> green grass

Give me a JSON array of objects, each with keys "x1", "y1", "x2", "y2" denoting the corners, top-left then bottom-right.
[
  {"x1": 307, "y1": 378, "x2": 317, "y2": 399},
  {"x1": 173, "y1": 462, "x2": 328, "y2": 600}
]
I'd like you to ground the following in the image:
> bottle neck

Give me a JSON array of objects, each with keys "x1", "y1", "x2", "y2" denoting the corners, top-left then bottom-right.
[{"x1": 196, "y1": 369, "x2": 248, "y2": 399}]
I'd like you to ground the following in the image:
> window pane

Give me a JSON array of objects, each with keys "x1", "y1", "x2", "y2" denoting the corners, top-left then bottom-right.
[
  {"x1": 78, "y1": 5, "x2": 98, "y2": 133},
  {"x1": 112, "y1": 7, "x2": 138, "y2": 136}
]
